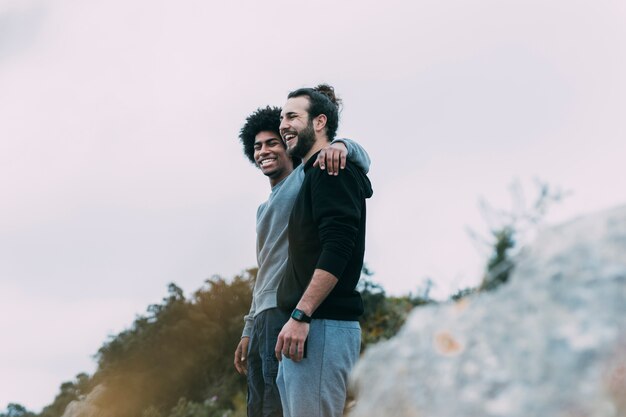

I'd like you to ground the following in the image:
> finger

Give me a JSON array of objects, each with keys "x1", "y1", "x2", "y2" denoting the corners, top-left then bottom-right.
[
  {"x1": 235, "y1": 353, "x2": 246, "y2": 374},
  {"x1": 241, "y1": 338, "x2": 249, "y2": 361},
  {"x1": 326, "y1": 150, "x2": 335, "y2": 175},
  {"x1": 318, "y1": 150, "x2": 326, "y2": 170},
  {"x1": 340, "y1": 152, "x2": 347, "y2": 170},
  {"x1": 332, "y1": 151, "x2": 340, "y2": 175},
  {"x1": 240, "y1": 345, "x2": 247, "y2": 362},
  {"x1": 282, "y1": 337, "x2": 292, "y2": 359},
  {"x1": 289, "y1": 339, "x2": 298, "y2": 361},
  {"x1": 275, "y1": 335, "x2": 284, "y2": 361},
  {"x1": 234, "y1": 359, "x2": 243, "y2": 375},
  {"x1": 234, "y1": 347, "x2": 241, "y2": 372},
  {"x1": 296, "y1": 340, "x2": 304, "y2": 362},
  {"x1": 325, "y1": 150, "x2": 332, "y2": 175},
  {"x1": 325, "y1": 151, "x2": 333, "y2": 175}
]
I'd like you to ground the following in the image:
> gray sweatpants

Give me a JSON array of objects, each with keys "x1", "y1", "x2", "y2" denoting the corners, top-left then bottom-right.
[{"x1": 276, "y1": 319, "x2": 361, "y2": 417}]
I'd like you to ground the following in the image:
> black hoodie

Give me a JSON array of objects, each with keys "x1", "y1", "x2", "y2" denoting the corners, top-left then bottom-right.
[{"x1": 277, "y1": 149, "x2": 374, "y2": 321}]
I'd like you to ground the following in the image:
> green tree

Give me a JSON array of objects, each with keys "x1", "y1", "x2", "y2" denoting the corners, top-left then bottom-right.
[
  {"x1": 86, "y1": 271, "x2": 254, "y2": 417},
  {"x1": 0, "y1": 403, "x2": 37, "y2": 417},
  {"x1": 359, "y1": 267, "x2": 431, "y2": 349},
  {"x1": 456, "y1": 180, "x2": 568, "y2": 299}
]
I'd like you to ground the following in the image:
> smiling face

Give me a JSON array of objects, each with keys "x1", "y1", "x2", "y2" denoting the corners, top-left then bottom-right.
[
  {"x1": 279, "y1": 96, "x2": 317, "y2": 160},
  {"x1": 254, "y1": 130, "x2": 293, "y2": 186}
]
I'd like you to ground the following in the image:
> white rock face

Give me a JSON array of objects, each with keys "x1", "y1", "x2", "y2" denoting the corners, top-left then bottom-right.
[
  {"x1": 62, "y1": 385, "x2": 109, "y2": 417},
  {"x1": 350, "y1": 205, "x2": 626, "y2": 417}
]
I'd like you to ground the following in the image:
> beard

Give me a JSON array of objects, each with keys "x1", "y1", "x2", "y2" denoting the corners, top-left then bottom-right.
[{"x1": 287, "y1": 120, "x2": 316, "y2": 159}]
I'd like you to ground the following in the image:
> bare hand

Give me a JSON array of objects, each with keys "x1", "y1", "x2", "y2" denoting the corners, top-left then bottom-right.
[
  {"x1": 313, "y1": 142, "x2": 347, "y2": 176},
  {"x1": 234, "y1": 336, "x2": 250, "y2": 375},
  {"x1": 275, "y1": 318, "x2": 309, "y2": 362}
]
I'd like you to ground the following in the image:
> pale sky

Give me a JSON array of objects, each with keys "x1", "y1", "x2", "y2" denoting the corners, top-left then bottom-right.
[{"x1": 1, "y1": 0, "x2": 624, "y2": 411}]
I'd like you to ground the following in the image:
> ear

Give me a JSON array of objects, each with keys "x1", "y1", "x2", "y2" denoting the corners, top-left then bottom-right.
[{"x1": 314, "y1": 114, "x2": 327, "y2": 133}]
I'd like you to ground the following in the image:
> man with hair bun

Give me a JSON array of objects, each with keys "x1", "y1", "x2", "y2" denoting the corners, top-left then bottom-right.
[
  {"x1": 235, "y1": 102, "x2": 370, "y2": 417},
  {"x1": 275, "y1": 85, "x2": 373, "y2": 417}
]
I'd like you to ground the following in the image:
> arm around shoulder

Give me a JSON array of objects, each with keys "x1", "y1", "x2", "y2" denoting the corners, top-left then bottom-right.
[{"x1": 331, "y1": 137, "x2": 371, "y2": 174}]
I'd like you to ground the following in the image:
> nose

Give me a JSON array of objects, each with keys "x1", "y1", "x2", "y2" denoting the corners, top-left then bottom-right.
[
  {"x1": 279, "y1": 118, "x2": 289, "y2": 134},
  {"x1": 259, "y1": 143, "x2": 270, "y2": 155}
]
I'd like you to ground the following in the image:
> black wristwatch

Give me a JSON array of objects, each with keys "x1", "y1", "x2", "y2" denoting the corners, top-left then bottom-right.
[{"x1": 291, "y1": 308, "x2": 312, "y2": 323}]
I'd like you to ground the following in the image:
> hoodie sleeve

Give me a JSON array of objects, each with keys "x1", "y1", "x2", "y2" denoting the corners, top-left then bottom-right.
[
  {"x1": 311, "y1": 166, "x2": 364, "y2": 279},
  {"x1": 242, "y1": 301, "x2": 255, "y2": 338},
  {"x1": 242, "y1": 205, "x2": 264, "y2": 338}
]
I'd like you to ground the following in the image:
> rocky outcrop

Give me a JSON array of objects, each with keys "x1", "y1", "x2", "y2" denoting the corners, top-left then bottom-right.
[
  {"x1": 62, "y1": 385, "x2": 110, "y2": 417},
  {"x1": 350, "y1": 206, "x2": 626, "y2": 417}
]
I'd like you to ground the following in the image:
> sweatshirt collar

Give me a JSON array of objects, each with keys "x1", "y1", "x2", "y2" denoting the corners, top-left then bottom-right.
[{"x1": 303, "y1": 150, "x2": 322, "y2": 173}]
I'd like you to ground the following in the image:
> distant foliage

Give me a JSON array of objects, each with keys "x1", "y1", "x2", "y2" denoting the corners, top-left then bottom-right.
[
  {"x1": 28, "y1": 271, "x2": 254, "y2": 417},
  {"x1": 479, "y1": 181, "x2": 566, "y2": 292},
  {"x1": 358, "y1": 266, "x2": 431, "y2": 350},
  {"x1": 459, "y1": 181, "x2": 568, "y2": 298},
  {"x1": 450, "y1": 287, "x2": 477, "y2": 301},
  {"x1": 480, "y1": 226, "x2": 516, "y2": 291},
  {"x1": 152, "y1": 394, "x2": 246, "y2": 417},
  {"x1": 89, "y1": 271, "x2": 254, "y2": 417},
  {"x1": 0, "y1": 404, "x2": 37, "y2": 417}
]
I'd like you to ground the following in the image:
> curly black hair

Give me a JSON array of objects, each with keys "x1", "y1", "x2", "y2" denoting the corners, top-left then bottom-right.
[{"x1": 238, "y1": 106, "x2": 283, "y2": 164}]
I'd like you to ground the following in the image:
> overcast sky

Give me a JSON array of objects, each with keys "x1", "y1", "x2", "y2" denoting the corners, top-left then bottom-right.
[{"x1": 1, "y1": 0, "x2": 624, "y2": 411}]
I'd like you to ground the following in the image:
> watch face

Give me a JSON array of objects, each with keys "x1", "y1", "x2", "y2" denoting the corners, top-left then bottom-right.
[{"x1": 291, "y1": 309, "x2": 310, "y2": 322}]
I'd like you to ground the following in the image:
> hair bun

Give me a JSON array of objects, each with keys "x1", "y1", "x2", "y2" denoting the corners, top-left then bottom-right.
[{"x1": 314, "y1": 84, "x2": 342, "y2": 108}]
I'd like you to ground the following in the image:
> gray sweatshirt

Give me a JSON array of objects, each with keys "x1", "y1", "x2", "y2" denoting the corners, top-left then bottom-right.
[{"x1": 242, "y1": 139, "x2": 371, "y2": 337}]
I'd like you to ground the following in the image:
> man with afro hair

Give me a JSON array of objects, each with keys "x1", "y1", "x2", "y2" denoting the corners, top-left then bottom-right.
[{"x1": 234, "y1": 104, "x2": 370, "y2": 417}]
